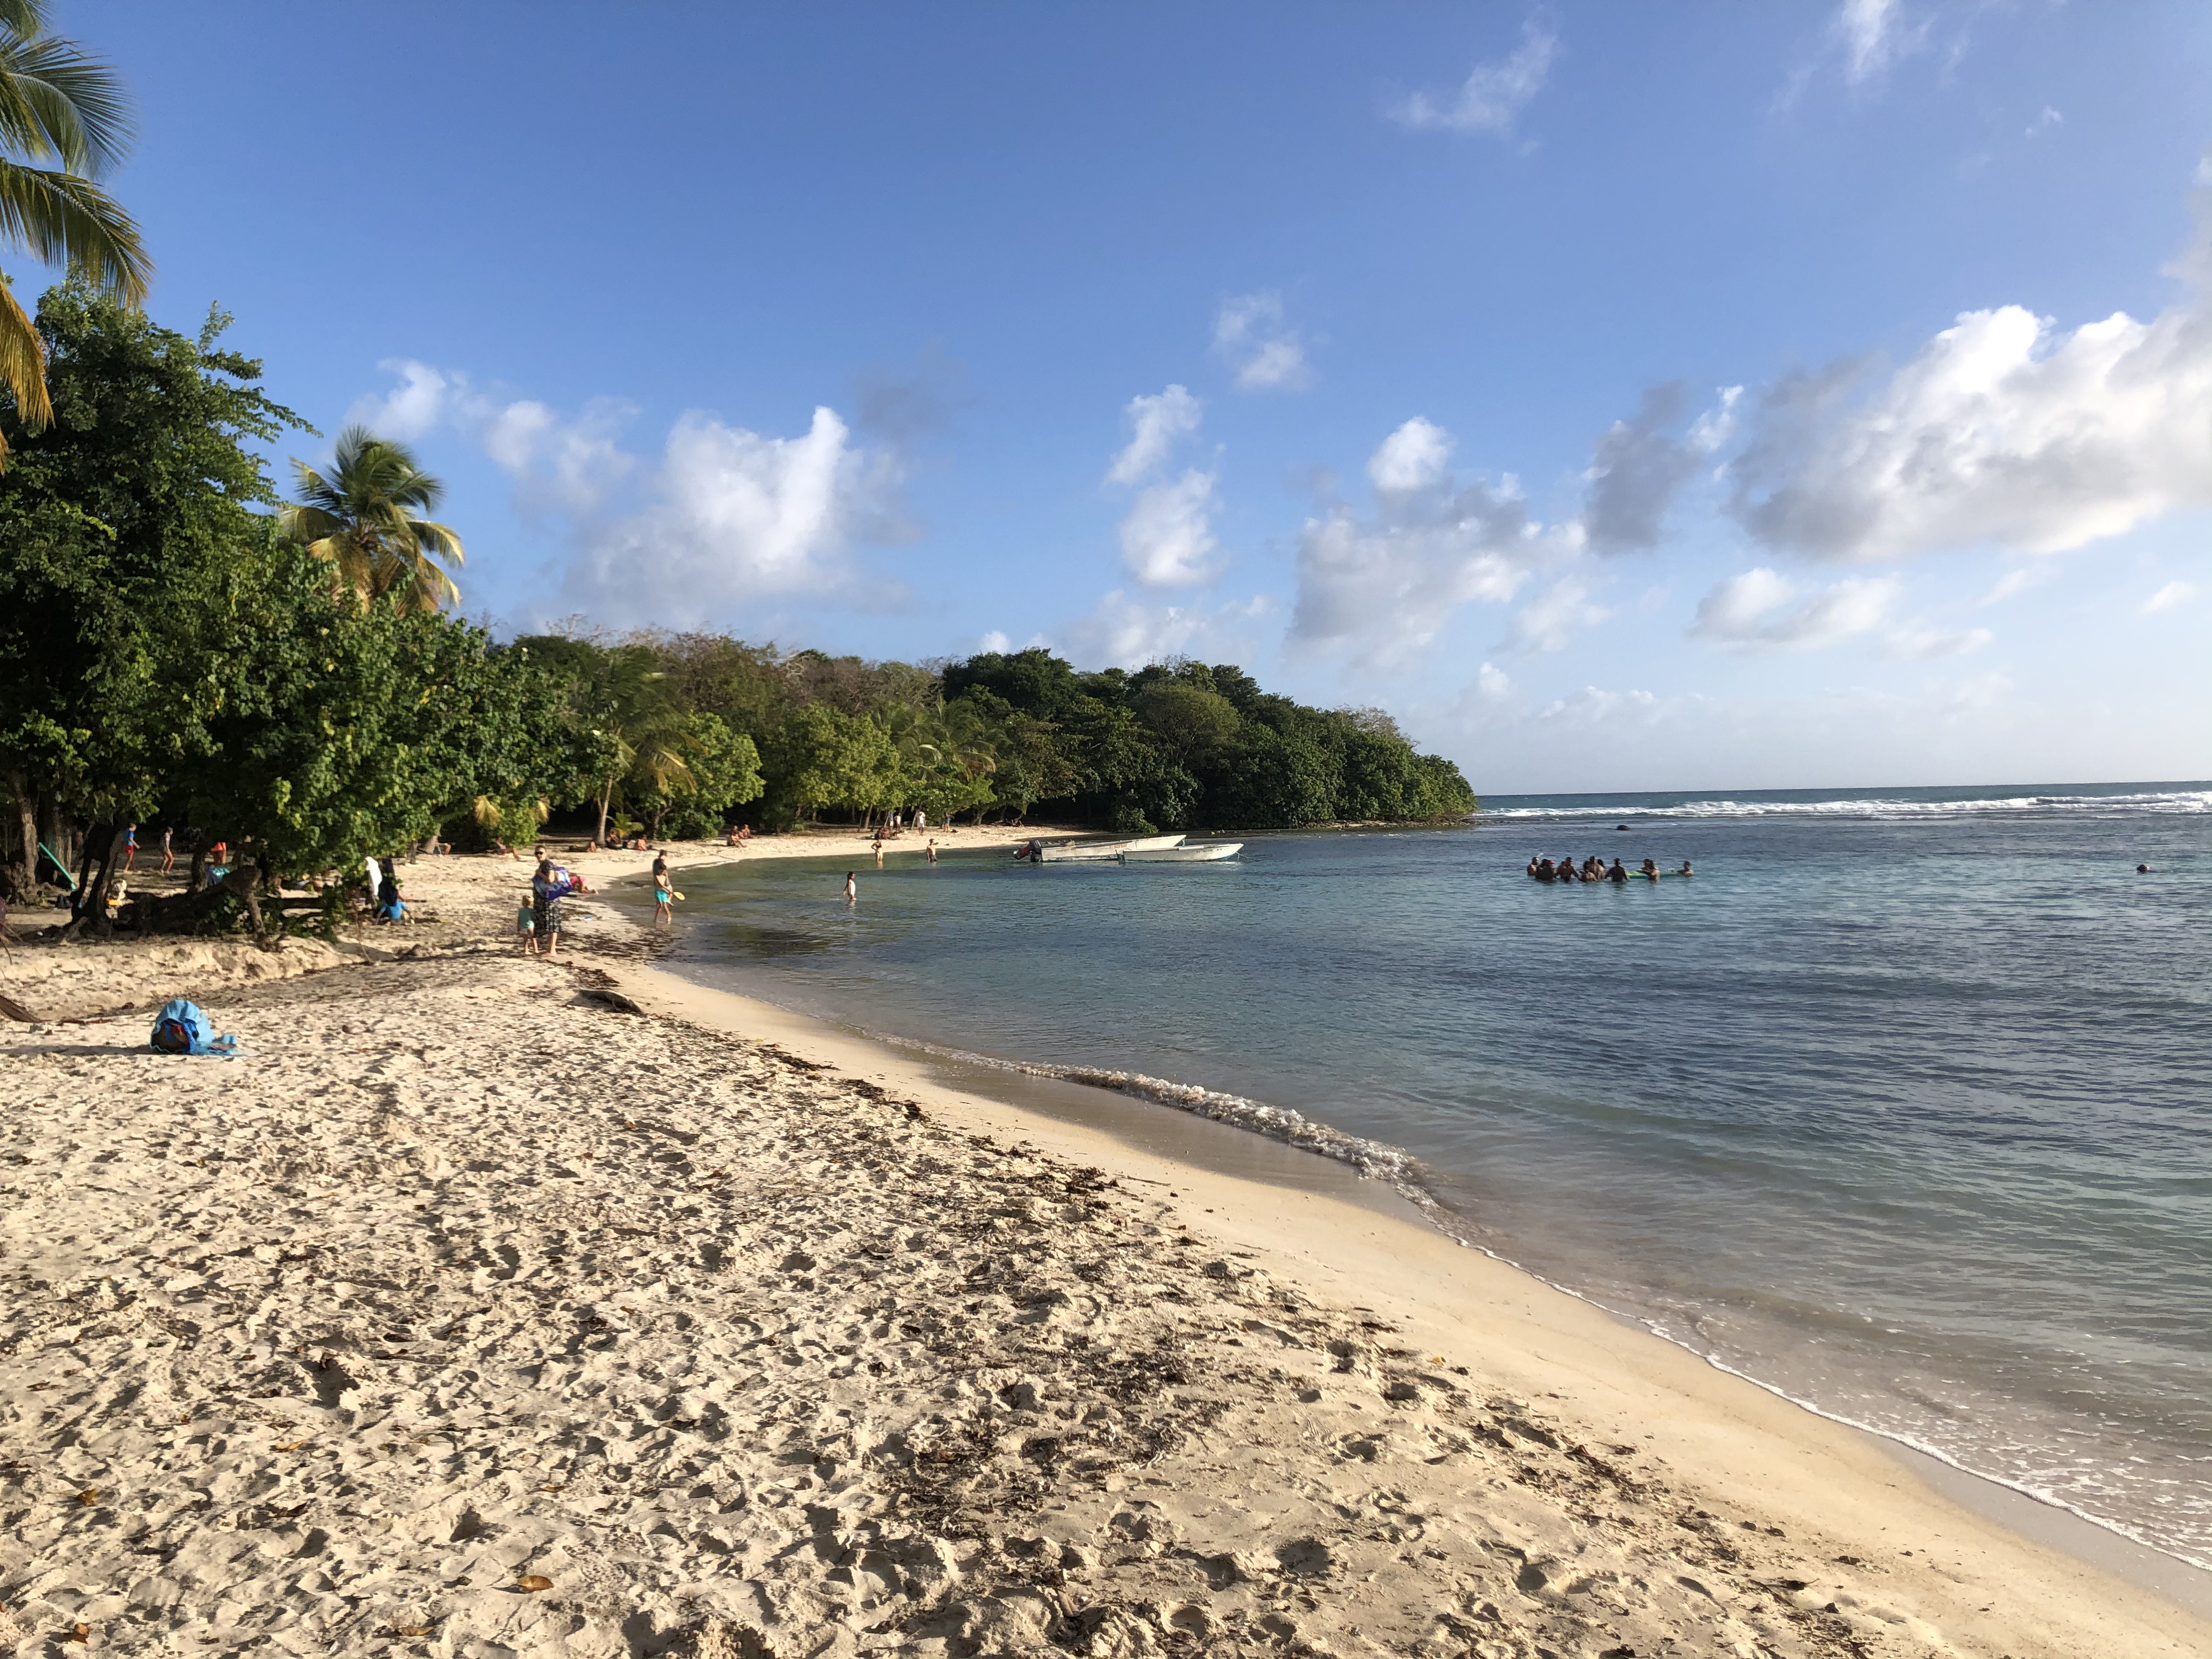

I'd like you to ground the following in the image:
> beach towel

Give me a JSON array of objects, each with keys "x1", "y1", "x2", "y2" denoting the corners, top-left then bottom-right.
[{"x1": 150, "y1": 998, "x2": 238, "y2": 1058}]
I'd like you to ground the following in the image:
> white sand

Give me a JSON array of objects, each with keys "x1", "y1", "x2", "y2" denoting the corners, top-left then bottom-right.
[{"x1": 1, "y1": 848, "x2": 2205, "y2": 1658}]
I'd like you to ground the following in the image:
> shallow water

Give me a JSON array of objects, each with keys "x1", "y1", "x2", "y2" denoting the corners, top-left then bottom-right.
[{"x1": 662, "y1": 782, "x2": 2212, "y2": 1568}]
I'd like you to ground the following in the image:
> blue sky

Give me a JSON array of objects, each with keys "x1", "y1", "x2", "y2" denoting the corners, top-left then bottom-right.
[{"x1": 81, "y1": 1, "x2": 2212, "y2": 792}]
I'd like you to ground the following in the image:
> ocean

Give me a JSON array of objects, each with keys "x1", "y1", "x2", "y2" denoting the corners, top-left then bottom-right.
[{"x1": 653, "y1": 782, "x2": 2212, "y2": 1570}]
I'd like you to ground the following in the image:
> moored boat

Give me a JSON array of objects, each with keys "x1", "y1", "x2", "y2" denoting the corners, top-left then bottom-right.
[
  {"x1": 1032, "y1": 833, "x2": 1186, "y2": 863},
  {"x1": 1119, "y1": 842, "x2": 1243, "y2": 863}
]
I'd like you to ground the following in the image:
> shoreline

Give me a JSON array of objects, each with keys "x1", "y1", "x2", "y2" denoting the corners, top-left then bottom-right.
[
  {"x1": 4, "y1": 846, "x2": 2208, "y2": 1655},
  {"x1": 622, "y1": 941, "x2": 2212, "y2": 1635},
  {"x1": 609, "y1": 850, "x2": 2212, "y2": 1621}
]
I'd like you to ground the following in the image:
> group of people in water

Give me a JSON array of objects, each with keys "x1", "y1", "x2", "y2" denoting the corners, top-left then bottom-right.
[{"x1": 1529, "y1": 854, "x2": 1692, "y2": 884}]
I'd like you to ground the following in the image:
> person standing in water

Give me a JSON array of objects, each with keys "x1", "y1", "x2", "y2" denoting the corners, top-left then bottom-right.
[
  {"x1": 844, "y1": 871, "x2": 857, "y2": 905},
  {"x1": 926, "y1": 839, "x2": 938, "y2": 864}
]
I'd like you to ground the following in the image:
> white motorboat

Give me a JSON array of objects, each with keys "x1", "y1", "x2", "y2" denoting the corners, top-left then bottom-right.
[
  {"x1": 1032, "y1": 834, "x2": 1185, "y2": 863},
  {"x1": 1119, "y1": 842, "x2": 1243, "y2": 863}
]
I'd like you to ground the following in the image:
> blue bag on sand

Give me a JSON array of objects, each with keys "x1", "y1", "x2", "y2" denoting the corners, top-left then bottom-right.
[{"x1": 150, "y1": 998, "x2": 237, "y2": 1057}]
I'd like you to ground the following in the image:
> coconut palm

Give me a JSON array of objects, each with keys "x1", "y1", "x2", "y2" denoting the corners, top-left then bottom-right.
[
  {"x1": 279, "y1": 425, "x2": 467, "y2": 612},
  {"x1": 0, "y1": 0, "x2": 150, "y2": 461}
]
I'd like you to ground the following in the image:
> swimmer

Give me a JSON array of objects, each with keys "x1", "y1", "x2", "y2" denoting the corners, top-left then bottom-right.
[
  {"x1": 1536, "y1": 858, "x2": 1557, "y2": 881},
  {"x1": 844, "y1": 871, "x2": 857, "y2": 904},
  {"x1": 1640, "y1": 858, "x2": 1659, "y2": 881},
  {"x1": 1678, "y1": 860, "x2": 1694, "y2": 877},
  {"x1": 2137, "y1": 863, "x2": 2151, "y2": 874},
  {"x1": 1556, "y1": 856, "x2": 1579, "y2": 883},
  {"x1": 1527, "y1": 854, "x2": 1542, "y2": 878},
  {"x1": 1609, "y1": 858, "x2": 1628, "y2": 884}
]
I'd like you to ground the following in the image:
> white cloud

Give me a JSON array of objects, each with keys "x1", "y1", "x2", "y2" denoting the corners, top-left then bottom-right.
[
  {"x1": 2143, "y1": 579, "x2": 2200, "y2": 614},
  {"x1": 978, "y1": 630, "x2": 1013, "y2": 655},
  {"x1": 1058, "y1": 589, "x2": 1272, "y2": 671},
  {"x1": 1583, "y1": 384, "x2": 1739, "y2": 554},
  {"x1": 1731, "y1": 158, "x2": 2212, "y2": 564},
  {"x1": 1981, "y1": 565, "x2": 2054, "y2": 606},
  {"x1": 345, "y1": 359, "x2": 477, "y2": 442},
  {"x1": 2027, "y1": 105, "x2": 2063, "y2": 139},
  {"x1": 483, "y1": 396, "x2": 638, "y2": 515},
  {"x1": 1691, "y1": 567, "x2": 1900, "y2": 651},
  {"x1": 1292, "y1": 416, "x2": 1566, "y2": 670},
  {"x1": 1393, "y1": 19, "x2": 1557, "y2": 136},
  {"x1": 1213, "y1": 291, "x2": 1311, "y2": 392},
  {"x1": 1883, "y1": 620, "x2": 1992, "y2": 660},
  {"x1": 1507, "y1": 575, "x2": 1612, "y2": 654},
  {"x1": 1106, "y1": 384, "x2": 1203, "y2": 485},
  {"x1": 565, "y1": 406, "x2": 906, "y2": 623},
  {"x1": 1834, "y1": 0, "x2": 1920, "y2": 85},
  {"x1": 1119, "y1": 468, "x2": 1222, "y2": 587}
]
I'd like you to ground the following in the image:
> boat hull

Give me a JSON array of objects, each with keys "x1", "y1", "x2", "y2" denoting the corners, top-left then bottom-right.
[
  {"x1": 1120, "y1": 843, "x2": 1243, "y2": 862},
  {"x1": 1035, "y1": 834, "x2": 1186, "y2": 863}
]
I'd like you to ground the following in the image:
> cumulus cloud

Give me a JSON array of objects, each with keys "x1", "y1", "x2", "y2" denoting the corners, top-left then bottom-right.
[
  {"x1": 564, "y1": 407, "x2": 909, "y2": 623},
  {"x1": 1106, "y1": 384, "x2": 1203, "y2": 486},
  {"x1": 1213, "y1": 291, "x2": 1311, "y2": 392},
  {"x1": 1119, "y1": 469, "x2": 1222, "y2": 587},
  {"x1": 1058, "y1": 589, "x2": 1272, "y2": 671},
  {"x1": 1506, "y1": 575, "x2": 1611, "y2": 654},
  {"x1": 1691, "y1": 567, "x2": 1899, "y2": 651},
  {"x1": 345, "y1": 359, "x2": 479, "y2": 442},
  {"x1": 1103, "y1": 385, "x2": 1221, "y2": 587},
  {"x1": 483, "y1": 397, "x2": 638, "y2": 516},
  {"x1": 2143, "y1": 580, "x2": 2199, "y2": 614},
  {"x1": 1393, "y1": 18, "x2": 1557, "y2": 136},
  {"x1": 1583, "y1": 383, "x2": 1739, "y2": 554},
  {"x1": 1730, "y1": 158, "x2": 2212, "y2": 564},
  {"x1": 1291, "y1": 416, "x2": 1567, "y2": 669}
]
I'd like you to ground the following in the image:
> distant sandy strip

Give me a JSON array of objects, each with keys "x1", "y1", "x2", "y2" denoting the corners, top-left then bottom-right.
[{"x1": 2, "y1": 838, "x2": 2206, "y2": 1658}]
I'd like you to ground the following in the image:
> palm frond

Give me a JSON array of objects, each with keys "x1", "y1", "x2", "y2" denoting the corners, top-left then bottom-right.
[
  {"x1": 0, "y1": 3, "x2": 48, "y2": 41},
  {"x1": 0, "y1": 159, "x2": 147, "y2": 301},
  {"x1": 0, "y1": 33, "x2": 134, "y2": 176},
  {"x1": 0, "y1": 262, "x2": 48, "y2": 435}
]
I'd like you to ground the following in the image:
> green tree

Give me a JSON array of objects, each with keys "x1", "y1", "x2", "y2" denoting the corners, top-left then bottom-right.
[
  {"x1": 179, "y1": 534, "x2": 550, "y2": 925},
  {"x1": 279, "y1": 424, "x2": 466, "y2": 613},
  {"x1": 0, "y1": 0, "x2": 150, "y2": 466},
  {"x1": 760, "y1": 704, "x2": 900, "y2": 828},
  {"x1": 630, "y1": 710, "x2": 764, "y2": 838},
  {"x1": 0, "y1": 284, "x2": 298, "y2": 916}
]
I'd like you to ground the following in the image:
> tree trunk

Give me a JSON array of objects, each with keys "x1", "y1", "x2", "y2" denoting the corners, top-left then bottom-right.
[
  {"x1": 68, "y1": 821, "x2": 104, "y2": 923},
  {"x1": 6, "y1": 772, "x2": 33, "y2": 900},
  {"x1": 81, "y1": 823, "x2": 128, "y2": 937},
  {"x1": 596, "y1": 780, "x2": 613, "y2": 847},
  {"x1": 187, "y1": 835, "x2": 210, "y2": 894}
]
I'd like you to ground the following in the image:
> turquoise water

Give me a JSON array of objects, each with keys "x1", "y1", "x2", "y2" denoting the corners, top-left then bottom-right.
[{"x1": 661, "y1": 783, "x2": 2212, "y2": 1567}]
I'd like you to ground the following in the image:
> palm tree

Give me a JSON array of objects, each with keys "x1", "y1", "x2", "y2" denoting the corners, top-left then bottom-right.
[
  {"x1": 279, "y1": 425, "x2": 467, "y2": 612},
  {"x1": 0, "y1": 0, "x2": 152, "y2": 462},
  {"x1": 585, "y1": 645, "x2": 695, "y2": 846}
]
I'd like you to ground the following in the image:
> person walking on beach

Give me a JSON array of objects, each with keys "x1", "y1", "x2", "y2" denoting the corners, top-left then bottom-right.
[
  {"x1": 122, "y1": 823, "x2": 138, "y2": 871},
  {"x1": 843, "y1": 871, "x2": 857, "y2": 905},
  {"x1": 533, "y1": 858, "x2": 571, "y2": 957},
  {"x1": 158, "y1": 828, "x2": 174, "y2": 874},
  {"x1": 517, "y1": 893, "x2": 538, "y2": 955}
]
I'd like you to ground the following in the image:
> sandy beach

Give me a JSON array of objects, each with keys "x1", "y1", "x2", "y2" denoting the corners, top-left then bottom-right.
[{"x1": 3, "y1": 844, "x2": 2208, "y2": 1658}]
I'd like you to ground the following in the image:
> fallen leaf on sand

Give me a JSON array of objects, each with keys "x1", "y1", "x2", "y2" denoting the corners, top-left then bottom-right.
[
  {"x1": 272, "y1": 1440, "x2": 308, "y2": 1452},
  {"x1": 538, "y1": 1482, "x2": 565, "y2": 1492},
  {"x1": 516, "y1": 1574, "x2": 553, "y2": 1592},
  {"x1": 66, "y1": 1624, "x2": 88, "y2": 1644},
  {"x1": 73, "y1": 1489, "x2": 98, "y2": 1506}
]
